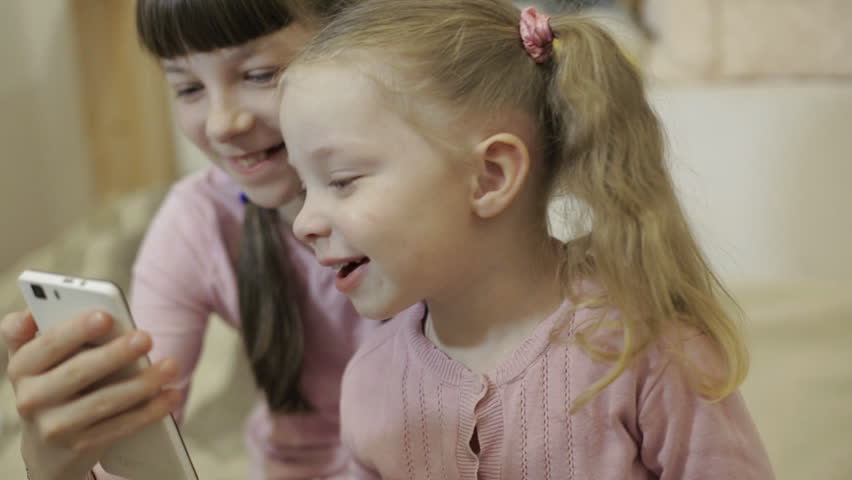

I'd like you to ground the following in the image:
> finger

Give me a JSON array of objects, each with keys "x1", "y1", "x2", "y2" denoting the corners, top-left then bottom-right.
[
  {"x1": 15, "y1": 331, "x2": 154, "y2": 418},
  {"x1": 72, "y1": 388, "x2": 183, "y2": 453},
  {"x1": 7, "y1": 311, "x2": 113, "y2": 382},
  {"x1": 35, "y1": 358, "x2": 180, "y2": 443},
  {"x1": 1, "y1": 311, "x2": 38, "y2": 356}
]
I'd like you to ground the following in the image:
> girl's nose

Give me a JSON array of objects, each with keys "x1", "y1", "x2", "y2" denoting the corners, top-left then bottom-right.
[
  {"x1": 206, "y1": 103, "x2": 254, "y2": 142},
  {"x1": 293, "y1": 199, "x2": 332, "y2": 246}
]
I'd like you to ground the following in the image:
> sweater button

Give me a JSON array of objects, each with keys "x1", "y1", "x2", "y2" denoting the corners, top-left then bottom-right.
[{"x1": 477, "y1": 375, "x2": 487, "y2": 393}]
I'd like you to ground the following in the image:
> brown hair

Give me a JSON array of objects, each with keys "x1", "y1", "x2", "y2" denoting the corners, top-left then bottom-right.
[
  {"x1": 136, "y1": 0, "x2": 352, "y2": 413},
  {"x1": 290, "y1": 0, "x2": 748, "y2": 410}
]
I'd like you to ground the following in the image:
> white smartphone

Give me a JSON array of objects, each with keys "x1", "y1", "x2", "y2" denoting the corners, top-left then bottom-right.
[{"x1": 18, "y1": 270, "x2": 198, "y2": 480}]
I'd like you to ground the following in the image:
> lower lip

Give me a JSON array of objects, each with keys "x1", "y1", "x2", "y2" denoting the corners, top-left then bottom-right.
[
  {"x1": 335, "y1": 262, "x2": 368, "y2": 293},
  {"x1": 227, "y1": 146, "x2": 284, "y2": 176}
]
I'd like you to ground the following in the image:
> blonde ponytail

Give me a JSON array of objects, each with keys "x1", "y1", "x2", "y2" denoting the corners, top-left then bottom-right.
[{"x1": 545, "y1": 18, "x2": 748, "y2": 409}]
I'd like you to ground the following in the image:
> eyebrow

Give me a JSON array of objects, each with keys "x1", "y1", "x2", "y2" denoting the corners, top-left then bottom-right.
[
  {"x1": 162, "y1": 64, "x2": 187, "y2": 74},
  {"x1": 301, "y1": 143, "x2": 373, "y2": 167},
  {"x1": 308, "y1": 145, "x2": 339, "y2": 164}
]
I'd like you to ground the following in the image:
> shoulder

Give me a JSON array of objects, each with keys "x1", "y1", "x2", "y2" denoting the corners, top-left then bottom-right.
[
  {"x1": 639, "y1": 325, "x2": 728, "y2": 400},
  {"x1": 566, "y1": 279, "x2": 732, "y2": 382},
  {"x1": 132, "y1": 168, "x2": 243, "y2": 295},
  {"x1": 569, "y1": 308, "x2": 733, "y2": 414},
  {"x1": 560, "y1": 298, "x2": 730, "y2": 408},
  {"x1": 346, "y1": 305, "x2": 422, "y2": 371},
  {"x1": 634, "y1": 331, "x2": 773, "y2": 477},
  {"x1": 343, "y1": 304, "x2": 425, "y2": 394},
  {"x1": 340, "y1": 304, "x2": 426, "y2": 467},
  {"x1": 162, "y1": 167, "x2": 242, "y2": 221},
  {"x1": 139, "y1": 168, "x2": 242, "y2": 256}
]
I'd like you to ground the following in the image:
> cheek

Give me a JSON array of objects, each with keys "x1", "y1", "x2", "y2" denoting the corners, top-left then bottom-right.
[
  {"x1": 367, "y1": 184, "x2": 416, "y2": 222},
  {"x1": 346, "y1": 204, "x2": 388, "y2": 242},
  {"x1": 249, "y1": 90, "x2": 282, "y2": 128},
  {"x1": 342, "y1": 194, "x2": 408, "y2": 257},
  {"x1": 176, "y1": 107, "x2": 209, "y2": 149}
]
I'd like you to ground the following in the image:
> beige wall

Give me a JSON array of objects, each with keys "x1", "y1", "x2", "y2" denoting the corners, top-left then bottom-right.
[
  {"x1": 654, "y1": 83, "x2": 852, "y2": 283},
  {"x1": 0, "y1": 1, "x2": 93, "y2": 270},
  {"x1": 0, "y1": 1, "x2": 176, "y2": 272}
]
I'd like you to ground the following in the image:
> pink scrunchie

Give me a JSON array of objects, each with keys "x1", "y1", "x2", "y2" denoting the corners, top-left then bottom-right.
[{"x1": 519, "y1": 7, "x2": 554, "y2": 64}]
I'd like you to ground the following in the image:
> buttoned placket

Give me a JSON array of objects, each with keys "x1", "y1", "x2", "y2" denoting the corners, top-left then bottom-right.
[{"x1": 456, "y1": 373, "x2": 501, "y2": 479}]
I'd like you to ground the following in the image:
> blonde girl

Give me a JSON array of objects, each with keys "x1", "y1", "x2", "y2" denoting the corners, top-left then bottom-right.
[{"x1": 278, "y1": 0, "x2": 775, "y2": 477}]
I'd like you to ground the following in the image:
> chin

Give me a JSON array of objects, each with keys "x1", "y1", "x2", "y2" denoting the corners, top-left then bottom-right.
[
  {"x1": 243, "y1": 187, "x2": 299, "y2": 209},
  {"x1": 351, "y1": 296, "x2": 409, "y2": 321}
]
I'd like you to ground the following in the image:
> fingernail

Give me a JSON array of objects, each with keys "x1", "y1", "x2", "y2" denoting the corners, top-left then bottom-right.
[
  {"x1": 159, "y1": 358, "x2": 177, "y2": 376},
  {"x1": 129, "y1": 331, "x2": 148, "y2": 349},
  {"x1": 88, "y1": 312, "x2": 107, "y2": 329}
]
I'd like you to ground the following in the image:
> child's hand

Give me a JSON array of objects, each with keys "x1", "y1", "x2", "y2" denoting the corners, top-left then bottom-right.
[{"x1": 1, "y1": 310, "x2": 181, "y2": 480}]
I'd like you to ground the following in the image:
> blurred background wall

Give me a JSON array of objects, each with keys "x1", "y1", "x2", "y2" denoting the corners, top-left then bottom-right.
[
  {"x1": 658, "y1": 83, "x2": 852, "y2": 283},
  {"x1": 0, "y1": 0, "x2": 176, "y2": 271},
  {"x1": 0, "y1": 1, "x2": 92, "y2": 270}
]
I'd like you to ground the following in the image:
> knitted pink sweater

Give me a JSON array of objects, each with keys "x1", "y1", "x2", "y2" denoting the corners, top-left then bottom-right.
[{"x1": 341, "y1": 302, "x2": 775, "y2": 479}]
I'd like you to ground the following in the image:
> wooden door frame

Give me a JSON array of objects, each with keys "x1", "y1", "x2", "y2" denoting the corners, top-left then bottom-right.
[{"x1": 71, "y1": 0, "x2": 176, "y2": 201}]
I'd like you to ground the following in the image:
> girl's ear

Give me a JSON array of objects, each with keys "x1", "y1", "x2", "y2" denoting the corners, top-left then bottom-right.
[{"x1": 469, "y1": 133, "x2": 531, "y2": 218}]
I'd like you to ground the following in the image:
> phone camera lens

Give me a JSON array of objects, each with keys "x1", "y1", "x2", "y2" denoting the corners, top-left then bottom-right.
[{"x1": 31, "y1": 284, "x2": 46, "y2": 299}]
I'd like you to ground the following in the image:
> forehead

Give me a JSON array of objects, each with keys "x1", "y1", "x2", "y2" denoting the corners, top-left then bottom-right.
[
  {"x1": 279, "y1": 64, "x2": 391, "y2": 138},
  {"x1": 279, "y1": 63, "x2": 456, "y2": 170},
  {"x1": 282, "y1": 63, "x2": 381, "y2": 106}
]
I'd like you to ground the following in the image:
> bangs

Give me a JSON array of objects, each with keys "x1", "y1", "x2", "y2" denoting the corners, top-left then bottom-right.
[{"x1": 136, "y1": 0, "x2": 295, "y2": 58}]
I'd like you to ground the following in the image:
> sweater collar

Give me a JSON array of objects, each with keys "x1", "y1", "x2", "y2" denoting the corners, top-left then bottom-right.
[{"x1": 401, "y1": 299, "x2": 575, "y2": 386}]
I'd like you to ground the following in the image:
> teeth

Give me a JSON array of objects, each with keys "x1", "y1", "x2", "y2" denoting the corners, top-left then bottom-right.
[
  {"x1": 235, "y1": 151, "x2": 267, "y2": 168},
  {"x1": 331, "y1": 259, "x2": 363, "y2": 272}
]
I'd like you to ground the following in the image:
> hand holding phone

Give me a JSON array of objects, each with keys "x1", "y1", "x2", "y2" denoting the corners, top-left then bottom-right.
[
  {"x1": 3, "y1": 309, "x2": 108, "y2": 480},
  {"x1": 15, "y1": 270, "x2": 198, "y2": 480}
]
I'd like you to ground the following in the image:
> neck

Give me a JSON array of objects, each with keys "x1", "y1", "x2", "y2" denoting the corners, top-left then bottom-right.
[{"x1": 425, "y1": 231, "x2": 563, "y2": 373}]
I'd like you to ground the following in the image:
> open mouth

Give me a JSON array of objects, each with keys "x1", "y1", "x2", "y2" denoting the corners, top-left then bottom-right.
[
  {"x1": 333, "y1": 256, "x2": 371, "y2": 293},
  {"x1": 337, "y1": 257, "x2": 370, "y2": 279},
  {"x1": 267, "y1": 142, "x2": 286, "y2": 156},
  {"x1": 230, "y1": 142, "x2": 286, "y2": 170}
]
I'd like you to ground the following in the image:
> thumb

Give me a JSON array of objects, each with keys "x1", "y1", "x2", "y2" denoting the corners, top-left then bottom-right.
[{"x1": 1, "y1": 311, "x2": 38, "y2": 357}]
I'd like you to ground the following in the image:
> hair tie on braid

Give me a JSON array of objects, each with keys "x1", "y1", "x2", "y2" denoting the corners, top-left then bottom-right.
[{"x1": 519, "y1": 7, "x2": 555, "y2": 63}]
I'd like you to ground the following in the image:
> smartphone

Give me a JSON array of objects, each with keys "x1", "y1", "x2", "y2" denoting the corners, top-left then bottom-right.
[{"x1": 17, "y1": 270, "x2": 198, "y2": 480}]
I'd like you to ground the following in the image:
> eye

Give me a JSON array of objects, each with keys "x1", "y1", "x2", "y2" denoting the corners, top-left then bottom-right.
[
  {"x1": 245, "y1": 69, "x2": 280, "y2": 85},
  {"x1": 329, "y1": 176, "x2": 360, "y2": 190},
  {"x1": 174, "y1": 83, "x2": 203, "y2": 99}
]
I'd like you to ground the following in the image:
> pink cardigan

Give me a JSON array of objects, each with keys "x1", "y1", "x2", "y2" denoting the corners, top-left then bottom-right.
[{"x1": 341, "y1": 301, "x2": 775, "y2": 479}]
